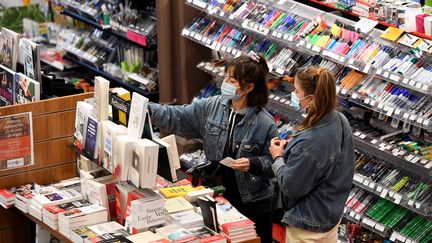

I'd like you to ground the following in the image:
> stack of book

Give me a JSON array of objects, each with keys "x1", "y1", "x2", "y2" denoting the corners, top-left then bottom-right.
[
  {"x1": 188, "y1": 227, "x2": 227, "y2": 243},
  {"x1": 164, "y1": 197, "x2": 195, "y2": 214},
  {"x1": 0, "y1": 188, "x2": 16, "y2": 209},
  {"x1": 126, "y1": 231, "x2": 169, "y2": 243},
  {"x1": 155, "y1": 224, "x2": 199, "y2": 243},
  {"x1": 29, "y1": 188, "x2": 83, "y2": 221},
  {"x1": 70, "y1": 221, "x2": 129, "y2": 243},
  {"x1": 214, "y1": 197, "x2": 256, "y2": 243},
  {"x1": 42, "y1": 199, "x2": 92, "y2": 230},
  {"x1": 166, "y1": 210, "x2": 204, "y2": 229},
  {"x1": 13, "y1": 183, "x2": 36, "y2": 213},
  {"x1": 58, "y1": 205, "x2": 108, "y2": 239}
]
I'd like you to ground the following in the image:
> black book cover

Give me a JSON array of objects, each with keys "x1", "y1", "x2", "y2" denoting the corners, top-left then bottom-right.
[{"x1": 198, "y1": 197, "x2": 218, "y2": 233}]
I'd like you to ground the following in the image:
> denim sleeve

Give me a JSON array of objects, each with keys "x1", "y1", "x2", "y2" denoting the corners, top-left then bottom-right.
[
  {"x1": 271, "y1": 143, "x2": 319, "y2": 199},
  {"x1": 249, "y1": 122, "x2": 278, "y2": 177},
  {"x1": 148, "y1": 98, "x2": 207, "y2": 138}
]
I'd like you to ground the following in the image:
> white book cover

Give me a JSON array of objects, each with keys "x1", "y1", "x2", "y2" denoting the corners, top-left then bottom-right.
[
  {"x1": 32, "y1": 189, "x2": 82, "y2": 208},
  {"x1": 186, "y1": 188, "x2": 214, "y2": 203},
  {"x1": 93, "y1": 76, "x2": 110, "y2": 121},
  {"x1": 130, "y1": 192, "x2": 165, "y2": 229},
  {"x1": 58, "y1": 204, "x2": 107, "y2": 223},
  {"x1": 88, "y1": 221, "x2": 124, "y2": 235},
  {"x1": 74, "y1": 101, "x2": 94, "y2": 147},
  {"x1": 164, "y1": 197, "x2": 195, "y2": 214},
  {"x1": 129, "y1": 139, "x2": 159, "y2": 188},
  {"x1": 127, "y1": 92, "x2": 149, "y2": 139},
  {"x1": 167, "y1": 210, "x2": 204, "y2": 228},
  {"x1": 161, "y1": 135, "x2": 181, "y2": 170},
  {"x1": 86, "y1": 180, "x2": 108, "y2": 210},
  {"x1": 14, "y1": 72, "x2": 40, "y2": 104},
  {"x1": 101, "y1": 120, "x2": 127, "y2": 173},
  {"x1": 126, "y1": 231, "x2": 166, "y2": 243},
  {"x1": 20, "y1": 38, "x2": 40, "y2": 82},
  {"x1": 114, "y1": 135, "x2": 138, "y2": 181}
]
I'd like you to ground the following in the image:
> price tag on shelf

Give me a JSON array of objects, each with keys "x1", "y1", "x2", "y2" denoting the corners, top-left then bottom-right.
[
  {"x1": 403, "y1": 113, "x2": 410, "y2": 119},
  {"x1": 339, "y1": 56, "x2": 345, "y2": 62},
  {"x1": 415, "y1": 82, "x2": 423, "y2": 89},
  {"x1": 375, "y1": 223, "x2": 386, "y2": 232},
  {"x1": 362, "y1": 218, "x2": 376, "y2": 227},
  {"x1": 202, "y1": 37, "x2": 208, "y2": 43},
  {"x1": 306, "y1": 43, "x2": 312, "y2": 49},
  {"x1": 275, "y1": 68, "x2": 284, "y2": 75},
  {"x1": 371, "y1": 139, "x2": 378, "y2": 144},
  {"x1": 390, "y1": 232, "x2": 398, "y2": 242},
  {"x1": 422, "y1": 84, "x2": 429, "y2": 91},
  {"x1": 376, "y1": 186, "x2": 383, "y2": 192},
  {"x1": 394, "y1": 193, "x2": 402, "y2": 204},
  {"x1": 334, "y1": 53, "x2": 340, "y2": 61},
  {"x1": 405, "y1": 154, "x2": 415, "y2": 161},
  {"x1": 277, "y1": 32, "x2": 282, "y2": 39},
  {"x1": 219, "y1": 11, "x2": 225, "y2": 17},
  {"x1": 274, "y1": 96, "x2": 281, "y2": 101},
  {"x1": 364, "y1": 98, "x2": 370, "y2": 104},
  {"x1": 386, "y1": 107, "x2": 394, "y2": 116},
  {"x1": 348, "y1": 59, "x2": 355, "y2": 65},
  {"x1": 312, "y1": 46, "x2": 320, "y2": 53},
  {"x1": 194, "y1": 34, "x2": 202, "y2": 41},
  {"x1": 193, "y1": 0, "x2": 207, "y2": 8},
  {"x1": 210, "y1": 42, "x2": 217, "y2": 50},
  {"x1": 288, "y1": 35, "x2": 294, "y2": 42},
  {"x1": 206, "y1": 39, "x2": 212, "y2": 45},
  {"x1": 253, "y1": 23, "x2": 260, "y2": 30},
  {"x1": 370, "y1": 100, "x2": 376, "y2": 107},
  {"x1": 226, "y1": 47, "x2": 232, "y2": 53},
  {"x1": 299, "y1": 40, "x2": 305, "y2": 46},
  {"x1": 402, "y1": 78, "x2": 410, "y2": 84},
  {"x1": 420, "y1": 159, "x2": 429, "y2": 165},
  {"x1": 385, "y1": 144, "x2": 392, "y2": 150},
  {"x1": 359, "y1": 134, "x2": 367, "y2": 140},
  {"x1": 285, "y1": 100, "x2": 290, "y2": 105},
  {"x1": 383, "y1": 105, "x2": 389, "y2": 112},
  {"x1": 383, "y1": 71, "x2": 389, "y2": 78},
  {"x1": 409, "y1": 114, "x2": 416, "y2": 121},
  {"x1": 424, "y1": 119, "x2": 430, "y2": 126},
  {"x1": 182, "y1": 29, "x2": 190, "y2": 36},
  {"x1": 344, "y1": 207, "x2": 347, "y2": 213},
  {"x1": 215, "y1": 43, "x2": 222, "y2": 51},
  {"x1": 377, "y1": 103, "x2": 384, "y2": 110},
  {"x1": 341, "y1": 89, "x2": 348, "y2": 95},
  {"x1": 389, "y1": 74, "x2": 400, "y2": 82},
  {"x1": 229, "y1": 14, "x2": 235, "y2": 20},
  {"x1": 415, "y1": 202, "x2": 422, "y2": 209},
  {"x1": 355, "y1": 214, "x2": 361, "y2": 221},
  {"x1": 353, "y1": 174, "x2": 364, "y2": 183},
  {"x1": 351, "y1": 92, "x2": 359, "y2": 100},
  {"x1": 336, "y1": 86, "x2": 340, "y2": 94},
  {"x1": 269, "y1": 94, "x2": 275, "y2": 99},
  {"x1": 369, "y1": 182, "x2": 376, "y2": 189},
  {"x1": 376, "y1": 69, "x2": 383, "y2": 75},
  {"x1": 408, "y1": 200, "x2": 414, "y2": 206},
  {"x1": 425, "y1": 162, "x2": 432, "y2": 169},
  {"x1": 272, "y1": 31, "x2": 278, "y2": 37},
  {"x1": 409, "y1": 80, "x2": 416, "y2": 86},
  {"x1": 280, "y1": 98, "x2": 286, "y2": 103},
  {"x1": 362, "y1": 179, "x2": 369, "y2": 187},
  {"x1": 394, "y1": 109, "x2": 401, "y2": 116},
  {"x1": 397, "y1": 234, "x2": 407, "y2": 242},
  {"x1": 221, "y1": 46, "x2": 227, "y2": 52},
  {"x1": 349, "y1": 211, "x2": 356, "y2": 218},
  {"x1": 283, "y1": 34, "x2": 289, "y2": 40},
  {"x1": 353, "y1": 131, "x2": 361, "y2": 137},
  {"x1": 380, "y1": 189, "x2": 388, "y2": 198}
]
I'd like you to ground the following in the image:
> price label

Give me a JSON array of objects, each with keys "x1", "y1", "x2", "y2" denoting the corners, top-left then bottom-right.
[
  {"x1": 377, "y1": 103, "x2": 384, "y2": 109},
  {"x1": 425, "y1": 162, "x2": 432, "y2": 169},
  {"x1": 221, "y1": 46, "x2": 227, "y2": 52},
  {"x1": 306, "y1": 43, "x2": 312, "y2": 49},
  {"x1": 415, "y1": 82, "x2": 423, "y2": 89},
  {"x1": 354, "y1": 131, "x2": 361, "y2": 137},
  {"x1": 229, "y1": 14, "x2": 235, "y2": 20},
  {"x1": 280, "y1": 98, "x2": 286, "y2": 103},
  {"x1": 276, "y1": 68, "x2": 285, "y2": 75},
  {"x1": 371, "y1": 139, "x2": 378, "y2": 144},
  {"x1": 402, "y1": 78, "x2": 410, "y2": 84},
  {"x1": 395, "y1": 109, "x2": 401, "y2": 116},
  {"x1": 299, "y1": 40, "x2": 305, "y2": 46},
  {"x1": 219, "y1": 11, "x2": 225, "y2": 17},
  {"x1": 312, "y1": 46, "x2": 321, "y2": 53},
  {"x1": 355, "y1": 214, "x2": 361, "y2": 221},
  {"x1": 409, "y1": 114, "x2": 417, "y2": 121},
  {"x1": 411, "y1": 156, "x2": 421, "y2": 164},
  {"x1": 420, "y1": 159, "x2": 429, "y2": 165},
  {"x1": 424, "y1": 119, "x2": 430, "y2": 126},
  {"x1": 376, "y1": 69, "x2": 382, "y2": 75},
  {"x1": 383, "y1": 71, "x2": 389, "y2": 78},
  {"x1": 194, "y1": 34, "x2": 202, "y2": 41},
  {"x1": 362, "y1": 218, "x2": 376, "y2": 227},
  {"x1": 383, "y1": 105, "x2": 389, "y2": 111},
  {"x1": 386, "y1": 107, "x2": 394, "y2": 116},
  {"x1": 405, "y1": 154, "x2": 415, "y2": 161},
  {"x1": 226, "y1": 47, "x2": 232, "y2": 53},
  {"x1": 269, "y1": 94, "x2": 275, "y2": 99},
  {"x1": 369, "y1": 182, "x2": 376, "y2": 189},
  {"x1": 351, "y1": 93, "x2": 359, "y2": 99},
  {"x1": 390, "y1": 232, "x2": 398, "y2": 242},
  {"x1": 415, "y1": 202, "x2": 422, "y2": 209},
  {"x1": 376, "y1": 186, "x2": 383, "y2": 192},
  {"x1": 339, "y1": 56, "x2": 345, "y2": 62},
  {"x1": 422, "y1": 84, "x2": 429, "y2": 91},
  {"x1": 408, "y1": 200, "x2": 414, "y2": 206},
  {"x1": 283, "y1": 34, "x2": 289, "y2": 40},
  {"x1": 394, "y1": 193, "x2": 402, "y2": 204},
  {"x1": 215, "y1": 43, "x2": 222, "y2": 51},
  {"x1": 344, "y1": 207, "x2": 347, "y2": 213},
  {"x1": 362, "y1": 179, "x2": 370, "y2": 187},
  {"x1": 285, "y1": 100, "x2": 290, "y2": 105},
  {"x1": 353, "y1": 174, "x2": 364, "y2": 183},
  {"x1": 334, "y1": 53, "x2": 340, "y2": 60},
  {"x1": 336, "y1": 86, "x2": 341, "y2": 94},
  {"x1": 403, "y1": 113, "x2": 410, "y2": 119},
  {"x1": 193, "y1": 0, "x2": 207, "y2": 9},
  {"x1": 274, "y1": 96, "x2": 281, "y2": 101},
  {"x1": 272, "y1": 31, "x2": 278, "y2": 37},
  {"x1": 182, "y1": 29, "x2": 190, "y2": 36},
  {"x1": 277, "y1": 32, "x2": 282, "y2": 39},
  {"x1": 364, "y1": 98, "x2": 371, "y2": 104},
  {"x1": 389, "y1": 74, "x2": 400, "y2": 82},
  {"x1": 359, "y1": 134, "x2": 367, "y2": 139},
  {"x1": 370, "y1": 100, "x2": 376, "y2": 107},
  {"x1": 349, "y1": 211, "x2": 356, "y2": 218},
  {"x1": 288, "y1": 35, "x2": 294, "y2": 42},
  {"x1": 341, "y1": 89, "x2": 348, "y2": 95},
  {"x1": 409, "y1": 80, "x2": 416, "y2": 86},
  {"x1": 349, "y1": 59, "x2": 355, "y2": 65},
  {"x1": 375, "y1": 223, "x2": 386, "y2": 232},
  {"x1": 397, "y1": 234, "x2": 407, "y2": 242},
  {"x1": 380, "y1": 189, "x2": 388, "y2": 198}
]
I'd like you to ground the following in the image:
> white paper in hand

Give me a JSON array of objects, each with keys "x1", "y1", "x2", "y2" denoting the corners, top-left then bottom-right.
[{"x1": 220, "y1": 157, "x2": 235, "y2": 168}]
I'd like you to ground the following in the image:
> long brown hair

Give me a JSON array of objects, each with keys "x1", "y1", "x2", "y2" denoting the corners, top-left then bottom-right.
[
  {"x1": 225, "y1": 54, "x2": 269, "y2": 108},
  {"x1": 296, "y1": 66, "x2": 338, "y2": 130}
]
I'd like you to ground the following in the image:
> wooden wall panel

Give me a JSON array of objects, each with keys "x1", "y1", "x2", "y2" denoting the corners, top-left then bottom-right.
[
  {"x1": 0, "y1": 93, "x2": 92, "y2": 117},
  {"x1": 33, "y1": 110, "x2": 76, "y2": 142}
]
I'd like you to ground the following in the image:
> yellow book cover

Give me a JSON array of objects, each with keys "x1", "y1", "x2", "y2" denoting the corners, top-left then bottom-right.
[
  {"x1": 112, "y1": 88, "x2": 131, "y2": 126},
  {"x1": 159, "y1": 185, "x2": 204, "y2": 198}
]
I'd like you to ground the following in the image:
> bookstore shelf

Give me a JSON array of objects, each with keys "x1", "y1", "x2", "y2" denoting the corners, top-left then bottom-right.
[
  {"x1": 64, "y1": 53, "x2": 159, "y2": 101},
  {"x1": 61, "y1": 8, "x2": 157, "y2": 49}
]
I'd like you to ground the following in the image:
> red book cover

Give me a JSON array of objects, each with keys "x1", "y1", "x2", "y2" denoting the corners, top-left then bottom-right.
[
  {"x1": 200, "y1": 235, "x2": 226, "y2": 243},
  {"x1": 0, "y1": 189, "x2": 15, "y2": 199},
  {"x1": 221, "y1": 219, "x2": 254, "y2": 233},
  {"x1": 115, "y1": 186, "x2": 122, "y2": 224},
  {"x1": 124, "y1": 190, "x2": 145, "y2": 220},
  {"x1": 106, "y1": 181, "x2": 116, "y2": 217},
  {"x1": 44, "y1": 205, "x2": 67, "y2": 214}
]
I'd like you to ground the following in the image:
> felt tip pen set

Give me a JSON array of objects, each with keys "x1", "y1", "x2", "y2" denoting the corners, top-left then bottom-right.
[{"x1": 184, "y1": 15, "x2": 279, "y2": 60}]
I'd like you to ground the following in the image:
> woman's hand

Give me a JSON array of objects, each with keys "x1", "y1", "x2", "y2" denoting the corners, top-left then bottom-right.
[
  {"x1": 230, "y1": 158, "x2": 250, "y2": 172},
  {"x1": 270, "y1": 137, "x2": 287, "y2": 160}
]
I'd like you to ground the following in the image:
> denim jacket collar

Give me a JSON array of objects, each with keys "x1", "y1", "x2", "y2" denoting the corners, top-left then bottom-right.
[
  {"x1": 219, "y1": 97, "x2": 260, "y2": 125},
  {"x1": 293, "y1": 111, "x2": 338, "y2": 137}
]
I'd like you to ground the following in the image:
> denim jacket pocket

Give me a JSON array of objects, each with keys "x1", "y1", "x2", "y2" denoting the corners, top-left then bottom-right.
[{"x1": 239, "y1": 140, "x2": 263, "y2": 157}]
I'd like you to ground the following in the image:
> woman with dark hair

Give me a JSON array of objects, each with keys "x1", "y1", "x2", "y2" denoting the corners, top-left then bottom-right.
[
  {"x1": 149, "y1": 53, "x2": 277, "y2": 242},
  {"x1": 269, "y1": 66, "x2": 355, "y2": 242}
]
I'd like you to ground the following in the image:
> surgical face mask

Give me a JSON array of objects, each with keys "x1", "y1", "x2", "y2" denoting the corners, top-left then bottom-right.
[
  {"x1": 290, "y1": 91, "x2": 310, "y2": 113},
  {"x1": 221, "y1": 82, "x2": 245, "y2": 100}
]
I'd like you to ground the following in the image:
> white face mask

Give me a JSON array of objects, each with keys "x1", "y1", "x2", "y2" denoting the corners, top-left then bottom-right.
[{"x1": 221, "y1": 82, "x2": 245, "y2": 100}]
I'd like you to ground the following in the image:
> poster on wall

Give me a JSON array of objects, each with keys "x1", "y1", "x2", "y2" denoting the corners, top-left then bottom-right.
[{"x1": 0, "y1": 112, "x2": 33, "y2": 170}]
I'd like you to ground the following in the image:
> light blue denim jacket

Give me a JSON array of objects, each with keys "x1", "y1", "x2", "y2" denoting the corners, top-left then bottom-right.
[
  {"x1": 272, "y1": 111, "x2": 355, "y2": 232},
  {"x1": 149, "y1": 96, "x2": 278, "y2": 203}
]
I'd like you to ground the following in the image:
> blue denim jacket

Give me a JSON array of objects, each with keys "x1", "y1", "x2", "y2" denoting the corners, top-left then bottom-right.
[
  {"x1": 149, "y1": 96, "x2": 278, "y2": 203},
  {"x1": 272, "y1": 111, "x2": 355, "y2": 232}
]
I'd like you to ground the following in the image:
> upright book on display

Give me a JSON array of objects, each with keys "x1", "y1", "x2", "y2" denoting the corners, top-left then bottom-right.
[
  {"x1": 0, "y1": 64, "x2": 14, "y2": 106},
  {"x1": 14, "y1": 72, "x2": 40, "y2": 104},
  {"x1": 1, "y1": 28, "x2": 20, "y2": 71}
]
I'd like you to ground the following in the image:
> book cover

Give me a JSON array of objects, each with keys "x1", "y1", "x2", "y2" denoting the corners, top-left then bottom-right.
[
  {"x1": 159, "y1": 185, "x2": 196, "y2": 199},
  {"x1": 74, "y1": 101, "x2": 94, "y2": 150},
  {"x1": 0, "y1": 64, "x2": 14, "y2": 106},
  {"x1": 115, "y1": 182, "x2": 136, "y2": 225},
  {"x1": 126, "y1": 231, "x2": 168, "y2": 243},
  {"x1": 164, "y1": 197, "x2": 195, "y2": 214},
  {"x1": 1, "y1": 27, "x2": 20, "y2": 71},
  {"x1": 129, "y1": 189, "x2": 165, "y2": 229},
  {"x1": 188, "y1": 227, "x2": 226, "y2": 243},
  {"x1": 84, "y1": 116, "x2": 100, "y2": 160},
  {"x1": 198, "y1": 196, "x2": 218, "y2": 233},
  {"x1": 113, "y1": 135, "x2": 137, "y2": 181},
  {"x1": 127, "y1": 92, "x2": 149, "y2": 139},
  {"x1": 86, "y1": 180, "x2": 109, "y2": 213},
  {"x1": 93, "y1": 76, "x2": 110, "y2": 121},
  {"x1": 110, "y1": 88, "x2": 131, "y2": 126},
  {"x1": 21, "y1": 38, "x2": 39, "y2": 81},
  {"x1": 101, "y1": 120, "x2": 127, "y2": 173},
  {"x1": 14, "y1": 73, "x2": 40, "y2": 104}
]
